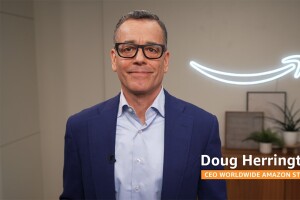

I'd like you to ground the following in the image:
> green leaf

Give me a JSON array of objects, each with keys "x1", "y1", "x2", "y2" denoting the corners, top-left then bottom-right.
[{"x1": 243, "y1": 128, "x2": 283, "y2": 147}]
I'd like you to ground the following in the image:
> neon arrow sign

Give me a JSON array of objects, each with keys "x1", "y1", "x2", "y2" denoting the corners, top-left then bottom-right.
[{"x1": 189, "y1": 55, "x2": 300, "y2": 85}]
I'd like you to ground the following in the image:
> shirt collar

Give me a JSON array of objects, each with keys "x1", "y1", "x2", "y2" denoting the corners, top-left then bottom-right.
[
  {"x1": 150, "y1": 87, "x2": 165, "y2": 117},
  {"x1": 117, "y1": 91, "x2": 129, "y2": 117},
  {"x1": 117, "y1": 87, "x2": 165, "y2": 118}
]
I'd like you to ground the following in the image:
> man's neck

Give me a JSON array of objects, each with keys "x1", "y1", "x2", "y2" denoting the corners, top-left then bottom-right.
[{"x1": 122, "y1": 87, "x2": 162, "y2": 124}]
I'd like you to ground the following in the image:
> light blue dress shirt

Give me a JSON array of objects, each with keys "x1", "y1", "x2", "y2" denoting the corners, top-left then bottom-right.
[{"x1": 114, "y1": 88, "x2": 165, "y2": 200}]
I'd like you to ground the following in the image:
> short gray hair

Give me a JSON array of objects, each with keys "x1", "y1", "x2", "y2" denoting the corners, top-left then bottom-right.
[{"x1": 113, "y1": 10, "x2": 168, "y2": 46}]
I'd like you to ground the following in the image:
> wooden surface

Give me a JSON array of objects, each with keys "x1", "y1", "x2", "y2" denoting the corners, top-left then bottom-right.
[{"x1": 222, "y1": 148, "x2": 300, "y2": 200}]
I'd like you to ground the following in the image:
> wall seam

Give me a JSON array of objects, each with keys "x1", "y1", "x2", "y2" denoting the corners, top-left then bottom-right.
[
  {"x1": 0, "y1": 132, "x2": 40, "y2": 148},
  {"x1": 100, "y1": 0, "x2": 106, "y2": 100},
  {"x1": 0, "y1": 11, "x2": 33, "y2": 20}
]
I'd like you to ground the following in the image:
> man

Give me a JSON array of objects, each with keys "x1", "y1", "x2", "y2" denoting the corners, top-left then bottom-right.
[{"x1": 60, "y1": 10, "x2": 227, "y2": 200}]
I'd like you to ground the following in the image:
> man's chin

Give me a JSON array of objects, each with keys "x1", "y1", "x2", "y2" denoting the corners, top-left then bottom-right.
[
  {"x1": 128, "y1": 87, "x2": 154, "y2": 96},
  {"x1": 131, "y1": 89, "x2": 149, "y2": 96},
  {"x1": 122, "y1": 84, "x2": 162, "y2": 97}
]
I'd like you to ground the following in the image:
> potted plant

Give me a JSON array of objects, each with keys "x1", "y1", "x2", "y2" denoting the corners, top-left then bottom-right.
[
  {"x1": 267, "y1": 101, "x2": 300, "y2": 146},
  {"x1": 243, "y1": 129, "x2": 283, "y2": 154}
]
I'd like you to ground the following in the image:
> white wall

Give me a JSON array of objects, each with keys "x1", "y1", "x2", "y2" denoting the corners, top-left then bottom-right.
[
  {"x1": 0, "y1": 0, "x2": 43, "y2": 199},
  {"x1": 34, "y1": 0, "x2": 105, "y2": 198},
  {"x1": 34, "y1": 2, "x2": 66, "y2": 198},
  {"x1": 0, "y1": 1, "x2": 3, "y2": 198},
  {"x1": 1, "y1": 0, "x2": 300, "y2": 199}
]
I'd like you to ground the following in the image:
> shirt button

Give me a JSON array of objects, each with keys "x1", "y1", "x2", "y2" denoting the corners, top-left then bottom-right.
[
  {"x1": 138, "y1": 130, "x2": 142, "y2": 134},
  {"x1": 134, "y1": 185, "x2": 140, "y2": 192},
  {"x1": 128, "y1": 108, "x2": 133, "y2": 113},
  {"x1": 135, "y1": 158, "x2": 143, "y2": 164}
]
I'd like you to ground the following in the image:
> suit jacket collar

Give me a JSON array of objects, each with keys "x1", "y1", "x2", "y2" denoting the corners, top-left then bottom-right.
[{"x1": 88, "y1": 91, "x2": 193, "y2": 199}]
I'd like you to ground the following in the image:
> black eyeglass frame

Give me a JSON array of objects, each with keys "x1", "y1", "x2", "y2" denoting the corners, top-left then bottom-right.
[{"x1": 114, "y1": 43, "x2": 167, "y2": 59}]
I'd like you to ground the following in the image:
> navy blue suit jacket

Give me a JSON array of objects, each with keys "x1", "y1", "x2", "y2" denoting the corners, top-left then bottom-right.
[{"x1": 60, "y1": 90, "x2": 227, "y2": 199}]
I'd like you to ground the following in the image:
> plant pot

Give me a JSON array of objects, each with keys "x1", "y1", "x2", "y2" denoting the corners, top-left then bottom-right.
[
  {"x1": 259, "y1": 142, "x2": 272, "y2": 154},
  {"x1": 283, "y1": 131, "x2": 299, "y2": 146}
]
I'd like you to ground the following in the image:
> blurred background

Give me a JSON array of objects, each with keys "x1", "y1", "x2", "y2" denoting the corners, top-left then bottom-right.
[{"x1": 1, "y1": 0, "x2": 300, "y2": 199}]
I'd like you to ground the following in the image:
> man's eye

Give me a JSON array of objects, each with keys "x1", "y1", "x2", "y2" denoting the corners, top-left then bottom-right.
[
  {"x1": 145, "y1": 46, "x2": 159, "y2": 53},
  {"x1": 121, "y1": 45, "x2": 136, "y2": 52},
  {"x1": 124, "y1": 47, "x2": 133, "y2": 52}
]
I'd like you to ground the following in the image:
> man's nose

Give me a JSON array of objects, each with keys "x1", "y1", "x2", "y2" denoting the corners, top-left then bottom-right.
[{"x1": 134, "y1": 48, "x2": 146, "y2": 61}]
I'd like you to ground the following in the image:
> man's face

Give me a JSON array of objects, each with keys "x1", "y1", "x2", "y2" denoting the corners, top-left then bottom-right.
[{"x1": 111, "y1": 19, "x2": 169, "y2": 96}]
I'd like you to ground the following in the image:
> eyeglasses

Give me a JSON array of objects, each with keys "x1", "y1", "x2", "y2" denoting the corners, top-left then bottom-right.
[{"x1": 114, "y1": 43, "x2": 166, "y2": 59}]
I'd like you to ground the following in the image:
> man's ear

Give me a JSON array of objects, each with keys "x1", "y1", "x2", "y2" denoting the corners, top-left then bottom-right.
[
  {"x1": 163, "y1": 51, "x2": 170, "y2": 73},
  {"x1": 111, "y1": 49, "x2": 117, "y2": 72}
]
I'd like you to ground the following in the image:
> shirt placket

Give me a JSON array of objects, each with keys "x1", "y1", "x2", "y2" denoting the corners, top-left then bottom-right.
[{"x1": 131, "y1": 109, "x2": 159, "y2": 198}]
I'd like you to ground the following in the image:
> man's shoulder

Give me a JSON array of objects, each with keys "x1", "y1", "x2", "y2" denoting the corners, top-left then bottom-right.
[
  {"x1": 165, "y1": 91, "x2": 215, "y2": 119},
  {"x1": 67, "y1": 94, "x2": 120, "y2": 124}
]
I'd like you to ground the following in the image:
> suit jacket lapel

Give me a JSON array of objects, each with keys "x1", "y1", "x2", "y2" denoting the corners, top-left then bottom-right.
[
  {"x1": 88, "y1": 95, "x2": 119, "y2": 199},
  {"x1": 161, "y1": 91, "x2": 194, "y2": 199}
]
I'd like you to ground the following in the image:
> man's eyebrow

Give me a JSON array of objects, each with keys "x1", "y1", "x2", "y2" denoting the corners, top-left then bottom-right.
[
  {"x1": 120, "y1": 40, "x2": 162, "y2": 45},
  {"x1": 122, "y1": 40, "x2": 136, "y2": 44},
  {"x1": 145, "y1": 42, "x2": 161, "y2": 45}
]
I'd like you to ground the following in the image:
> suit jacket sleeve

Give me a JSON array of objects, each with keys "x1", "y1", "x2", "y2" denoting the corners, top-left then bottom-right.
[
  {"x1": 60, "y1": 117, "x2": 85, "y2": 199},
  {"x1": 198, "y1": 116, "x2": 227, "y2": 200}
]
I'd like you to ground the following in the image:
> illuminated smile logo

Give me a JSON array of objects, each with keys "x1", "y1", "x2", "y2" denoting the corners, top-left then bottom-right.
[{"x1": 189, "y1": 55, "x2": 300, "y2": 85}]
